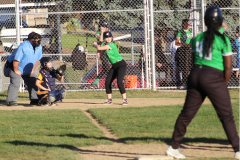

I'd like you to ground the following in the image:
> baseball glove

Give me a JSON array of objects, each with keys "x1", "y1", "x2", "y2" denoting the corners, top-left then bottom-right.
[{"x1": 56, "y1": 64, "x2": 66, "y2": 76}]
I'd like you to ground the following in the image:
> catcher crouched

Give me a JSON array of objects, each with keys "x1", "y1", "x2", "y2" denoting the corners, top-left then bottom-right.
[{"x1": 35, "y1": 57, "x2": 66, "y2": 106}]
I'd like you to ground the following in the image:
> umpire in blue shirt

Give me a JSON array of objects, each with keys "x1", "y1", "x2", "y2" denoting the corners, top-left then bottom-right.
[{"x1": 4, "y1": 32, "x2": 43, "y2": 106}]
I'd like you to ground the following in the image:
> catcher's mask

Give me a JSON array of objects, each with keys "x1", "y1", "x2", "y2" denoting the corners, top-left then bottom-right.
[{"x1": 40, "y1": 57, "x2": 53, "y2": 72}]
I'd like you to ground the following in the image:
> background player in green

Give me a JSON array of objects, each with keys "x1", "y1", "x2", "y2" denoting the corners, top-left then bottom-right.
[
  {"x1": 97, "y1": 31, "x2": 128, "y2": 105},
  {"x1": 165, "y1": 6, "x2": 239, "y2": 159},
  {"x1": 92, "y1": 19, "x2": 110, "y2": 87},
  {"x1": 174, "y1": 19, "x2": 193, "y2": 88}
]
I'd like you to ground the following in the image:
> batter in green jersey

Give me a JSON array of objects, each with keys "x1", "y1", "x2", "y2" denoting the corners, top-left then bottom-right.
[
  {"x1": 97, "y1": 31, "x2": 128, "y2": 105},
  {"x1": 103, "y1": 42, "x2": 123, "y2": 64}
]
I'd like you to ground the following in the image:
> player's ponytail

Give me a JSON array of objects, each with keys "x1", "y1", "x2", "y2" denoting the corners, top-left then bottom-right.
[
  {"x1": 203, "y1": 6, "x2": 227, "y2": 57},
  {"x1": 203, "y1": 25, "x2": 227, "y2": 57}
]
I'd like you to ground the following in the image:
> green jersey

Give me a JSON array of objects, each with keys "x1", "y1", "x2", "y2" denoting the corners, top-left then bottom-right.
[
  {"x1": 177, "y1": 29, "x2": 192, "y2": 44},
  {"x1": 219, "y1": 27, "x2": 225, "y2": 34},
  {"x1": 104, "y1": 42, "x2": 123, "y2": 64},
  {"x1": 191, "y1": 32, "x2": 232, "y2": 71}
]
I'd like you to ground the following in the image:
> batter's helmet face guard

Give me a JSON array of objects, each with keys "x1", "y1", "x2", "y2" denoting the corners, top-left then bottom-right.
[
  {"x1": 103, "y1": 31, "x2": 113, "y2": 39},
  {"x1": 40, "y1": 57, "x2": 53, "y2": 72},
  {"x1": 204, "y1": 6, "x2": 223, "y2": 27}
]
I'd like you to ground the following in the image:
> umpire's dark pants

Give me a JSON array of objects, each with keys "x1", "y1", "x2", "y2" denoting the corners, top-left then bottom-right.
[{"x1": 171, "y1": 65, "x2": 239, "y2": 152}]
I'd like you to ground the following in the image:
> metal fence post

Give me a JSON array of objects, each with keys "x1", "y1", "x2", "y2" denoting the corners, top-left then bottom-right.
[
  {"x1": 149, "y1": 0, "x2": 156, "y2": 91},
  {"x1": 144, "y1": 0, "x2": 149, "y2": 89},
  {"x1": 57, "y1": 4, "x2": 62, "y2": 61},
  {"x1": 201, "y1": 0, "x2": 205, "y2": 32}
]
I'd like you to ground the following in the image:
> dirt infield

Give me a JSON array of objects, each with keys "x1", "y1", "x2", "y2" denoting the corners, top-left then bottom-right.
[{"x1": 0, "y1": 98, "x2": 235, "y2": 160}]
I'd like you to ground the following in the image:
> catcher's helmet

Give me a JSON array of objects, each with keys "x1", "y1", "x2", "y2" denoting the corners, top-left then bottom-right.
[
  {"x1": 103, "y1": 31, "x2": 113, "y2": 39},
  {"x1": 99, "y1": 19, "x2": 109, "y2": 28},
  {"x1": 40, "y1": 57, "x2": 53, "y2": 71},
  {"x1": 204, "y1": 6, "x2": 223, "y2": 27}
]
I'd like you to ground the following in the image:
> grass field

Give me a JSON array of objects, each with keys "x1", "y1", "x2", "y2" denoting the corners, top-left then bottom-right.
[{"x1": 0, "y1": 89, "x2": 239, "y2": 160}]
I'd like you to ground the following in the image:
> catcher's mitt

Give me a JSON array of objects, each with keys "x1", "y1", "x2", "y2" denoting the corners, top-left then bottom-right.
[{"x1": 56, "y1": 64, "x2": 66, "y2": 76}]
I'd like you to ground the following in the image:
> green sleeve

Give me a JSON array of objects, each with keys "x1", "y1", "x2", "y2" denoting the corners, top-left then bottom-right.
[{"x1": 176, "y1": 30, "x2": 181, "y2": 38}]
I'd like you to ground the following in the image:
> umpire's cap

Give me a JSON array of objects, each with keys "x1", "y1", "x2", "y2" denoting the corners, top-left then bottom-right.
[
  {"x1": 103, "y1": 31, "x2": 113, "y2": 39},
  {"x1": 28, "y1": 32, "x2": 41, "y2": 40},
  {"x1": 204, "y1": 6, "x2": 223, "y2": 27},
  {"x1": 99, "y1": 19, "x2": 109, "y2": 28}
]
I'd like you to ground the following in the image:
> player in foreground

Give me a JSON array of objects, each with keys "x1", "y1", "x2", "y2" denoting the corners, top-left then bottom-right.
[
  {"x1": 97, "y1": 31, "x2": 128, "y2": 105},
  {"x1": 35, "y1": 57, "x2": 66, "y2": 106},
  {"x1": 165, "y1": 6, "x2": 239, "y2": 159}
]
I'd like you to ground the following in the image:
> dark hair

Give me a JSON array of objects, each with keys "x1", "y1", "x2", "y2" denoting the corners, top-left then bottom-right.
[
  {"x1": 28, "y1": 32, "x2": 41, "y2": 40},
  {"x1": 182, "y1": 19, "x2": 190, "y2": 24},
  {"x1": 203, "y1": 6, "x2": 226, "y2": 57}
]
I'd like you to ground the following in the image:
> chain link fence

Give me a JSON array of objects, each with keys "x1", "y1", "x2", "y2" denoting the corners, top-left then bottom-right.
[{"x1": 0, "y1": 0, "x2": 239, "y2": 92}]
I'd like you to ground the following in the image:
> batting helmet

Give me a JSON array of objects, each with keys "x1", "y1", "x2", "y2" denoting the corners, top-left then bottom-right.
[
  {"x1": 103, "y1": 31, "x2": 113, "y2": 39},
  {"x1": 40, "y1": 57, "x2": 53, "y2": 71},
  {"x1": 99, "y1": 19, "x2": 109, "y2": 28},
  {"x1": 204, "y1": 6, "x2": 223, "y2": 27}
]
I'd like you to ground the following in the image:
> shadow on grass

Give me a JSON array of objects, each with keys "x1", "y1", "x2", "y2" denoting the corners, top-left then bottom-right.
[
  {"x1": 5, "y1": 136, "x2": 231, "y2": 159},
  {"x1": 5, "y1": 140, "x2": 145, "y2": 159},
  {"x1": 5, "y1": 140, "x2": 78, "y2": 150},
  {"x1": 50, "y1": 133, "x2": 230, "y2": 146}
]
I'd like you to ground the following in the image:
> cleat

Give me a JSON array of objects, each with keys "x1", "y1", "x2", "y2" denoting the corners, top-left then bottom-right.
[
  {"x1": 7, "y1": 101, "x2": 18, "y2": 106},
  {"x1": 122, "y1": 99, "x2": 128, "y2": 105},
  {"x1": 235, "y1": 151, "x2": 240, "y2": 159},
  {"x1": 103, "y1": 99, "x2": 112, "y2": 105},
  {"x1": 166, "y1": 146, "x2": 186, "y2": 159}
]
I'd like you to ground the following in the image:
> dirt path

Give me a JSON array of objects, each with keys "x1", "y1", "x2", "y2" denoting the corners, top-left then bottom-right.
[{"x1": 0, "y1": 98, "x2": 235, "y2": 160}]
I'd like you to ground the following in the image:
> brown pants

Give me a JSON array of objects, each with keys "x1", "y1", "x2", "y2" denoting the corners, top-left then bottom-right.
[{"x1": 170, "y1": 65, "x2": 239, "y2": 152}]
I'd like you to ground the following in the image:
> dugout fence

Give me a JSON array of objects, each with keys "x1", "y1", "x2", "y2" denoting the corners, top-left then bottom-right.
[{"x1": 0, "y1": 0, "x2": 239, "y2": 92}]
